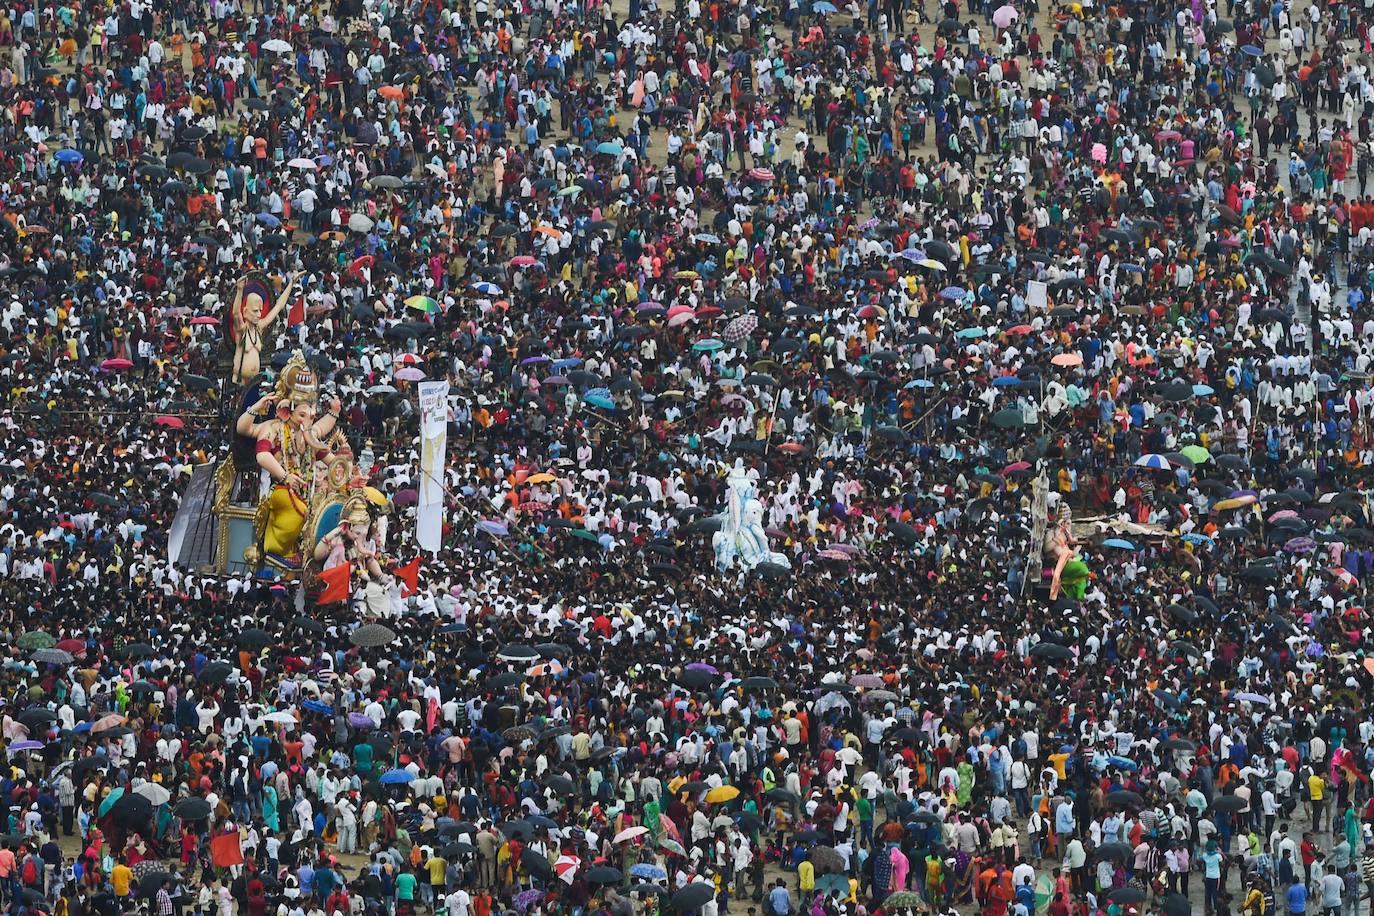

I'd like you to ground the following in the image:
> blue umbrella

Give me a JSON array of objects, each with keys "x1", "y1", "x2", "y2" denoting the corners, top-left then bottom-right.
[
  {"x1": 1182, "y1": 533, "x2": 1213, "y2": 546},
  {"x1": 955, "y1": 327, "x2": 985, "y2": 339},
  {"x1": 812, "y1": 1, "x2": 839, "y2": 10},
  {"x1": 894, "y1": 248, "x2": 924, "y2": 261},
  {"x1": 302, "y1": 699, "x2": 333, "y2": 715},
  {"x1": 438, "y1": 622, "x2": 468, "y2": 633},
  {"x1": 379, "y1": 768, "x2": 415, "y2": 785},
  {"x1": 476, "y1": 520, "x2": 509, "y2": 537},
  {"x1": 55, "y1": 148, "x2": 83, "y2": 164},
  {"x1": 1106, "y1": 755, "x2": 1139, "y2": 770},
  {"x1": 470, "y1": 281, "x2": 503, "y2": 295},
  {"x1": 693, "y1": 338, "x2": 724, "y2": 352},
  {"x1": 1118, "y1": 262, "x2": 1146, "y2": 273},
  {"x1": 630, "y1": 864, "x2": 669, "y2": 880},
  {"x1": 992, "y1": 376, "x2": 1020, "y2": 386},
  {"x1": 551, "y1": 357, "x2": 583, "y2": 370},
  {"x1": 940, "y1": 286, "x2": 967, "y2": 300},
  {"x1": 595, "y1": 141, "x2": 624, "y2": 156},
  {"x1": 1241, "y1": 44, "x2": 1263, "y2": 56},
  {"x1": 1102, "y1": 538, "x2": 1136, "y2": 550},
  {"x1": 585, "y1": 393, "x2": 615, "y2": 410},
  {"x1": 1192, "y1": 384, "x2": 1215, "y2": 396},
  {"x1": 255, "y1": 212, "x2": 281, "y2": 228},
  {"x1": 1134, "y1": 453, "x2": 1172, "y2": 470},
  {"x1": 905, "y1": 379, "x2": 935, "y2": 389}
]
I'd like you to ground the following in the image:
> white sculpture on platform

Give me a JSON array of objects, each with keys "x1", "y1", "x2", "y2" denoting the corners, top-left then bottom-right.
[{"x1": 714, "y1": 459, "x2": 791, "y2": 573}]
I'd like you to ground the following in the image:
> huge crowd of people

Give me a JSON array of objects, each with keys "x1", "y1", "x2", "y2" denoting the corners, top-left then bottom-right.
[{"x1": 0, "y1": 0, "x2": 1373, "y2": 912}]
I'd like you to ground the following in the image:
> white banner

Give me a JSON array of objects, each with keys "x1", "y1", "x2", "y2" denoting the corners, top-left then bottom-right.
[
  {"x1": 416, "y1": 380, "x2": 450, "y2": 553},
  {"x1": 1027, "y1": 279, "x2": 1048, "y2": 312}
]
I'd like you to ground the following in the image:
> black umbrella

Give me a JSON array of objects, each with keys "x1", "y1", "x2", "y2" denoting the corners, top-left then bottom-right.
[
  {"x1": 585, "y1": 866, "x2": 623, "y2": 884},
  {"x1": 740, "y1": 676, "x2": 777, "y2": 690},
  {"x1": 174, "y1": 797, "x2": 212, "y2": 820},
  {"x1": 198, "y1": 661, "x2": 234, "y2": 684},
  {"x1": 1105, "y1": 791, "x2": 1144, "y2": 809},
  {"x1": 1107, "y1": 887, "x2": 1147, "y2": 905},
  {"x1": 238, "y1": 628, "x2": 272, "y2": 648},
  {"x1": 351, "y1": 623, "x2": 398, "y2": 647},
  {"x1": 521, "y1": 847, "x2": 552, "y2": 879},
  {"x1": 1028, "y1": 643, "x2": 1073, "y2": 661},
  {"x1": 1212, "y1": 795, "x2": 1247, "y2": 813},
  {"x1": 671, "y1": 883, "x2": 716, "y2": 911},
  {"x1": 1094, "y1": 841, "x2": 1135, "y2": 861},
  {"x1": 111, "y1": 793, "x2": 154, "y2": 826}
]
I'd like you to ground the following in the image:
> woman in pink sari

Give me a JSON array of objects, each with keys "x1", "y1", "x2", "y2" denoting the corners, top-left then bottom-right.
[{"x1": 890, "y1": 843, "x2": 910, "y2": 892}]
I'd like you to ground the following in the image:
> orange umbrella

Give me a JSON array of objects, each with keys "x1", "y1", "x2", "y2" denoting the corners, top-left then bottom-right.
[{"x1": 378, "y1": 85, "x2": 405, "y2": 100}]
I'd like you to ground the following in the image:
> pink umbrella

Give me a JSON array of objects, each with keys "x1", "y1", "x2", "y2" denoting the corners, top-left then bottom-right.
[
  {"x1": 101, "y1": 358, "x2": 133, "y2": 371},
  {"x1": 395, "y1": 367, "x2": 425, "y2": 382},
  {"x1": 992, "y1": 4, "x2": 1018, "y2": 27},
  {"x1": 190, "y1": 316, "x2": 220, "y2": 326},
  {"x1": 667, "y1": 305, "x2": 696, "y2": 327}
]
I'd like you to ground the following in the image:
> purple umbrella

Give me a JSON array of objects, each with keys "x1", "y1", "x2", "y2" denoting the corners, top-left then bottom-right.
[
  {"x1": 393, "y1": 489, "x2": 419, "y2": 507},
  {"x1": 10, "y1": 740, "x2": 44, "y2": 751},
  {"x1": 544, "y1": 375, "x2": 571, "y2": 386},
  {"x1": 476, "y1": 520, "x2": 510, "y2": 537},
  {"x1": 521, "y1": 355, "x2": 551, "y2": 365},
  {"x1": 1282, "y1": 536, "x2": 1316, "y2": 554},
  {"x1": 686, "y1": 662, "x2": 719, "y2": 674},
  {"x1": 348, "y1": 712, "x2": 374, "y2": 729}
]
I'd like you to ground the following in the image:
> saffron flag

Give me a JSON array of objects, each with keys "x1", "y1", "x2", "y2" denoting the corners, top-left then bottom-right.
[
  {"x1": 286, "y1": 295, "x2": 306, "y2": 328},
  {"x1": 317, "y1": 563, "x2": 351, "y2": 605},
  {"x1": 394, "y1": 558, "x2": 420, "y2": 597},
  {"x1": 210, "y1": 831, "x2": 244, "y2": 868}
]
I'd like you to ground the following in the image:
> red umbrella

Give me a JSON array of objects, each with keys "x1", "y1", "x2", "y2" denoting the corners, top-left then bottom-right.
[
  {"x1": 348, "y1": 255, "x2": 375, "y2": 278},
  {"x1": 154, "y1": 415, "x2": 185, "y2": 429},
  {"x1": 100, "y1": 358, "x2": 133, "y2": 371},
  {"x1": 190, "y1": 316, "x2": 220, "y2": 325},
  {"x1": 55, "y1": 639, "x2": 86, "y2": 655}
]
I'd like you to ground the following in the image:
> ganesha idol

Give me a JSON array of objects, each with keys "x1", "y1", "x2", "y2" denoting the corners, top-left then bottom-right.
[{"x1": 234, "y1": 350, "x2": 391, "y2": 582}]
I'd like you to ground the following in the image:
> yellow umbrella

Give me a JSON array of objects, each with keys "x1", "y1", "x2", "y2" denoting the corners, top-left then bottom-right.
[
  {"x1": 526, "y1": 472, "x2": 557, "y2": 484},
  {"x1": 705, "y1": 785, "x2": 740, "y2": 804}
]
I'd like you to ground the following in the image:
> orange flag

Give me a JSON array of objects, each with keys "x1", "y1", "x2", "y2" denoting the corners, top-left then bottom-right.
[
  {"x1": 394, "y1": 558, "x2": 420, "y2": 597},
  {"x1": 317, "y1": 563, "x2": 351, "y2": 605},
  {"x1": 286, "y1": 295, "x2": 306, "y2": 328},
  {"x1": 210, "y1": 831, "x2": 244, "y2": 868}
]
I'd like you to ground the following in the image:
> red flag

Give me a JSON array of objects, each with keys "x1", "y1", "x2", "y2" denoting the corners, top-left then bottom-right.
[
  {"x1": 317, "y1": 563, "x2": 351, "y2": 605},
  {"x1": 210, "y1": 831, "x2": 244, "y2": 868},
  {"x1": 286, "y1": 295, "x2": 306, "y2": 328},
  {"x1": 394, "y1": 558, "x2": 420, "y2": 597}
]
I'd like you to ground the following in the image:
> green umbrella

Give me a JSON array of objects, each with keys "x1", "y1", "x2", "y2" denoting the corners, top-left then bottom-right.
[
  {"x1": 16, "y1": 632, "x2": 55, "y2": 650},
  {"x1": 1180, "y1": 444, "x2": 1212, "y2": 464},
  {"x1": 570, "y1": 529, "x2": 600, "y2": 543},
  {"x1": 884, "y1": 892, "x2": 923, "y2": 909},
  {"x1": 98, "y1": 786, "x2": 126, "y2": 818}
]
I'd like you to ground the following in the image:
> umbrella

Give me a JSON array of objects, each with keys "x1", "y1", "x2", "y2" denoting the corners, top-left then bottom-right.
[
  {"x1": 723, "y1": 314, "x2": 759, "y2": 343},
  {"x1": 31, "y1": 647, "x2": 73, "y2": 664},
  {"x1": 133, "y1": 782, "x2": 171, "y2": 806},
  {"x1": 992, "y1": 3, "x2": 1018, "y2": 26},
  {"x1": 351, "y1": 624, "x2": 397, "y2": 647},
  {"x1": 16, "y1": 631, "x2": 55, "y2": 649},
  {"x1": 238, "y1": 627, "x2": 272, "y2": 648},
  {"x1": 1108, "y1": 887, "x2": 1147, "y2": 905},
  {"x1": 379, "y1": 768, "x2": 415, "y2": 785},
  {"x1": 197, "y1": 661, "x2": 234, "y2": 684},
  {"x1": 671, "y1": 883, "x2": 716, "y2": 911},
  {"x1": 174, "y1": 797, "x2": 212, "y2": 820},
  {"x1": 1028, "y1": 643, "x2": 1073, "y2": 661},
  {"x1": 808, "y1": 846, "x2": 845, "y2": 875},
  {"x1": 614, "y1": 825, "x2": 649, "y2": 843},
  {"x1": 705, "y1": 785, "x2": 740, "y2": 804},
  {"x1": 585, "y1": 866, "x2": 623, "y2": 884},
  {"x1": 1212, "y1": 795, "x2": 1247, "y2": 813}
]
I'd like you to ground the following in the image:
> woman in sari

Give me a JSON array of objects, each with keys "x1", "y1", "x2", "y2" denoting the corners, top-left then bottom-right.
[
  {"x1": 950, "y1": 848, "x2": 977, "y2": 905},
  {"x1": 262, "y1": 783, "x2": 279, "y2": 833}
]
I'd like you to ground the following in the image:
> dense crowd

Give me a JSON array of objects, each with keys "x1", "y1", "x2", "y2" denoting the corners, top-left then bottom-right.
[{"x1": 0, "y1": 0, "x2": 1373, "y2": 913}]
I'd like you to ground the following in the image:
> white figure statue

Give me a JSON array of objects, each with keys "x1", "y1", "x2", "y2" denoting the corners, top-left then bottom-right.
[{"x1": 713, "y1": 459, "x2": 791, "y2": 573}]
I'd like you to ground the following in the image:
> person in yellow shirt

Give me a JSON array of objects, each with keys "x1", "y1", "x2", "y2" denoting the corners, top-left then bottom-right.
[
  {"x1": 111, "y1": 857, "x2": 133, "y2": 899},
  {"x1": 1307, "y1": 771, "x2": 1327, "y2": 830},
  {"x1": 798, "y1": 858, "x2": 815, "y2": 896}
]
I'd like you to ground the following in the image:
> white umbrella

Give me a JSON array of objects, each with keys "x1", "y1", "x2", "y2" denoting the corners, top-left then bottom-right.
[
  {"x1": 613, "y1": 825, "x2": 648, "y2": 844},
  {"x1": 348, "y1": 213, "x2": 375, "y2": 233},
  {"x1": 133, "y1": 783, "x2": 172, "y2": 806},
  {"x1": 992, "y1": 4, "x2": 1018, "y2": 27},
  {"x1": 263, "y1": 38, "x2": 293, "y2": 53},
  {"x1": 262, "y1": 711, "x2": 297, "y2": 725},
  {"x1": 287, "y1": 157, "x2": 318, "y2": 171}
]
